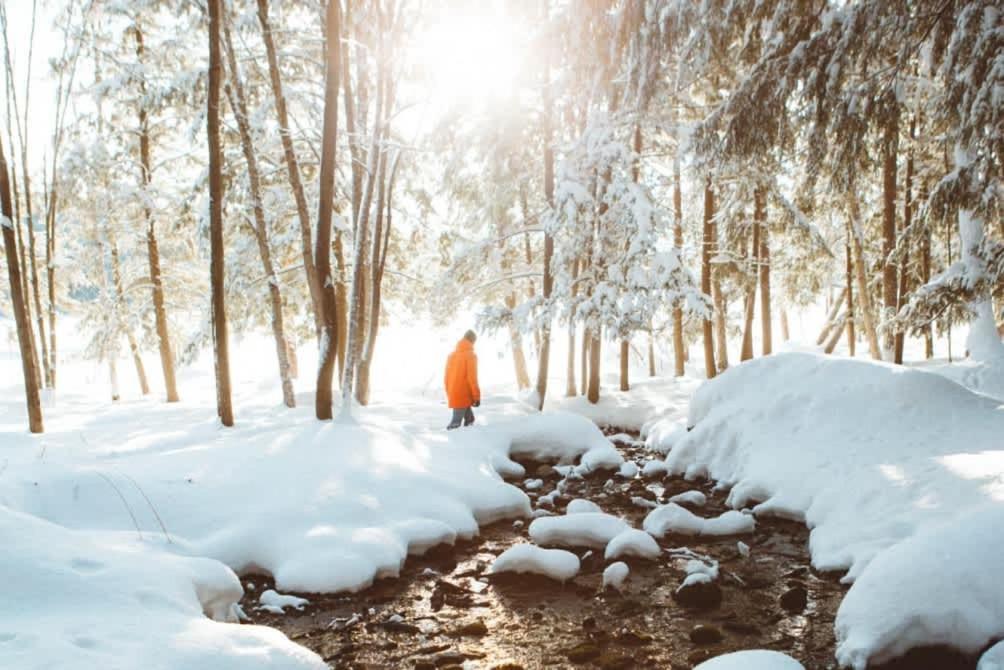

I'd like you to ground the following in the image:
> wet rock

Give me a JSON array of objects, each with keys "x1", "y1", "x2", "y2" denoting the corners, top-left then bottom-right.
[
  {"x1": 689, "y1": 624, "x2": 723, "y2": 645},
  {"x1": 449, "y1": 619, "x2": 488, "y2": 637},
  {"x1": 535, "y1": 464, "x2": 554, "y2": 478},
  {"x1": 780, "y1": 586, "x2": 808, "y2": 613},
  {"x1": 430, "y1": 650, "x2": 467, "y2": 667},
  {"x1": 581, "y1": 616, "x2": 596, "y2": 630},
  {"x1": 563, "y1": 641, "x2": 602, "y2": 663},
  {"x1": 413, "y1": 661, "x2": 436, "y2": 670},
  {"x1": 490, "y1": 663, "x2": 526, "y2": 670},
  {"x1": 688, "y1": 649, "x2": 713, "y2": 666},
  {"x1": 412, "y1": 644, "x2": 451, "y2": 656},
  {"x1": 615, "y1": 630, "x2": 653, "y2": 646},
  {"x1": 673, "y1": 579, "x2": 723, "y2": 610},
  {"x1": 723, "y1": 620, "x2": 760, "y2": 636},
  {"x1": 377, "y1": 620, "x2": 421, "y2": 634},
  {"x1": 596, "y1": 652, "x2": 634, "y2": 669}
]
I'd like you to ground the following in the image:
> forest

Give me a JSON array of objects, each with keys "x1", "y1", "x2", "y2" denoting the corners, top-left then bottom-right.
[{"x1": 1, "y1": 1, "x2": 1002, "y2": 669}]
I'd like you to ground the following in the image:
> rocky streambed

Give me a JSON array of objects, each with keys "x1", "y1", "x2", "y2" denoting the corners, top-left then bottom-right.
[{"x1": 238, "y1": 432, "x2": 978, "y2": 670}]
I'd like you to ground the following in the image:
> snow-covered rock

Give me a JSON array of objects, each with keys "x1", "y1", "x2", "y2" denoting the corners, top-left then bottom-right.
[
  {"x1": 489, "y1": 544, "x2": 580, "y2": 582},
  {"x1": 643, "y1": 504, "x2": 754, "y2": 537},
  {"x1": 668, "y1": 490, "x2": 707, "y2": 506},
  {"x1": 693, "y1": 650, "x2": 805, "y2": 670},
  {"x1": 258, "y1": 590, "x2": 309, "y2": 615},
  {"x1": 641, "y1": 459, "x2": 668, "y2": 478},
  {"x1": 604, "y1": 528, "x2": 661, "y2": 560},
  {"x1": 529, "y1": 512, "x2": 630, "y2": 549},
  {"x1": 617, "y1": 461, "x2": 639, "y2": 478},
  {"x1": 602, "y1": 561, "x2": 629, "y2": 591},
  {"x1": 566, "y1": 499, "x2": 602, "y2": 514},
  {"x1": 979, "y1": 641, "x2": 1004, "y2": 670}
]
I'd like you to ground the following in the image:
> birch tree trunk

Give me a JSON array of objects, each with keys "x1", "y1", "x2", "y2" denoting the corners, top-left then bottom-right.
[
  {"x1": 222, "y1": 14, "x2": 295, "y2": 408},
  {"x1": 207, "y1": 0, "x2": 233, "y2": 426},
  {"x1": 135, "y1": 24, "x2": 179, "y2": 402},
  {"x1": 1, "y1": 136, "x2": 43, "y2": 432},
  {"x1": 314, "y1": 0, "x2": 343, "y2": 420}
]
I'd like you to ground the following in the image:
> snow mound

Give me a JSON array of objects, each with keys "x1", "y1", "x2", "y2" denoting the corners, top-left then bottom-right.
[
  {"x1": 566, "y1": 499, "x2": 602, "y2": 514},
  {"x1": 258, "y1": 590, "x2": 309, "y2": 615},
  {"x1": 602, "y1": 561, "x2": 629, "y2": 591},
  {"x1": 835, "y1": 505, "x2": 1004, "y2": 669},
  {"x1": 529, "y1": 512, "x2": 630, "y2": 549},
  {"x1": 641, "y1": 459, "x2": 669, "y2": 478},
  {"x1": 604, "y1": 528, "x2": 661, "y2": 560},
  {"x1": 643, "y1": 504, "x2": 754, "y2": 537},
  {"x1": 504, "y1": 411, "x2": 623, "y2": 473},
  {"x1": 0, "y1": 505, "x2": 324, "y2": 670},
  {"x1": 693, "y1": 650, "x2": 805, "y2": 670},
  {"x1": 647, "y1": 352, "x2": 1004, "y2": 664},
  {"x1": 669, "y1": 490, "x2": 707, "y2": 506},
  {"x1": 489, "y1": 544, "x2": 580, "y2": 582},
  {"x1": 617, "y1": 461, "x2": 639, "y2": 478},
  {"x1": 980, "y1": 641, "x2": 1004, "y2": 670}
]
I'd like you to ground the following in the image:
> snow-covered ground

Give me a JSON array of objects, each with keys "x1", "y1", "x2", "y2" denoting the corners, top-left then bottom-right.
[
  {"x1": 645, "y1": 351, "x2": 1004, "y2": 667},
  {"x1": 4, "y1": 313, "x2": 1003, "y2": 668}
]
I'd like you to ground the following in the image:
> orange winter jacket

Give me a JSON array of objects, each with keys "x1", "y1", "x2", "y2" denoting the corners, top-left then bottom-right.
[{"x1": 445, "y1": 339, "x2": 481, "y2": 409}]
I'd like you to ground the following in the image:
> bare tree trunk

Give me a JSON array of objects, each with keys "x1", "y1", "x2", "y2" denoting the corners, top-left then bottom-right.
[
  {"x1": 1, "y1": 136, "x2": 43, "y2": 432},
  {"x1": 314, "y1": 0, "x2": 342, "y2": 420},
  {"x1": 565, "y1": 259, "x2": 578, "y2": 396},
  {"x1": 824, "y1": 312, "x2": 848, "y2": 354},
  {"x1": 109, "y1": 236, "x2": 149, "y2": 395},
  {"x1": 648, "y1": 329, "x2": 656, "y2": 377},
  {"x1": 756, "y1": 187, "x2": 773, "y2": 356},
  {"x1": 672, "y1": 140, "x2": 685, "y2": 377},
  {"x1": 780, "y1": 309, "x2": 790, "y2": 342},
  {"x1": 881, "y1": 116, "x2": 899, "y2": 361},
  {"x1": 580, "y1": 326, "x2": 589, "y2": 396},
  {"x1": 222, "y1": 12, "x2": 294, "y2": 408},
  {"x1": 817, "y1": 288, "x2": 848, "y2": 346},
  {"x1": 256, "y1": 0, "x2": 323, "y2": 334},
  {"x1": 701, "y1": 177, "x2": 717, "y2": 378},
  {"x1": 134, "y1": 25, "x2": 179, "y2": 402},
  {"x1": 921, "y1": 186, "x2": 933, "y2": 359},
  {"x1": 740, "y1": 217, "x2": 759, "y2": 361},
  {"x1": 846, "y1": 221, "x2": 856, "y2": 356},
  {"x1": 587, "y1": 327, "x2": 601, "y2": 404},
  {"x1": 534, "y1": 51, "x2": 554, "y2": 410},
  {"x1": 207, "y1": 0, "x2": 233, "y2": 426},
  {"x1": 849, "y1": 197, "x2": 882, "y2": 359},
  {"x1": 894, "y1": 116, "x2": 915, "y2": 365}
]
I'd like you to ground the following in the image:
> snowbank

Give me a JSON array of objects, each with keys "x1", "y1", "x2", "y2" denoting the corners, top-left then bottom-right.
[
  {"x1": 549, "y1": 375, "x2": 699, "y2": 431},
  {"x1": 643, "y1": 504, "x2": 754, "y2": 537},
  {"x1": 489, "y1": 544, "x2": 580, "y2": 582},
  {"x1": 647, "y1": 352, "x2": 1004, "y2": 664},
  {"x1": 529, "y1": 512, "x2": 629, "y2": 549},
  {"x1": 0, "y1": 506, "x2": 324, "y2": 670},
  {"x1": 503, "y1": 411, "x2": 623, "y2": 473}
]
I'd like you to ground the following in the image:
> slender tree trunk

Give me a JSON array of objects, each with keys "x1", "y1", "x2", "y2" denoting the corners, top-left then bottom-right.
[
  {"x1": 824, "y1": 312, "x2": 848, "y2": 354},
  {"x1": 256, "y1": 0, "x2": 323, "y2": 334},
  {"x1": 701, "y1": 177, "x2": 717, "y2": 378},
  {"x1": 619, "y1": 337, "x2": 630, "y2": 391},
  {"x1": 648, "y1": 330, "x2": 656, "y2": 377},
  {"x1": 109, "y1": 236, "x2": 149, "y2": 395},
  {"x1": 134, "y1": 26, "x2": 179, "y2": 402},
  {"x1": 565, "y1": 259, "x2": 578, "y2": 396},
  {"x1": 817, "y1": 288, "x2": 848, "y2": 346},
  {"x1": 881, "y1": 116, "x2": 899, "y2": 360},
  {"x1": 781, "y1": 309, "x2": 790, "y2": 342},
  {"x1": 535, "y1": 53, "x2": 554, "y2": 410},
  {"x1": 587, "y1": 327, "x2": 601, "y2": 404},
  {"x1": 921, "y1": 186, "x2": 933, "y2": 359},
  {"x1": 712, "y1": 275, "x2": 728, "y2": 371},
  {"x1": 580, "y1": 326, "x2": 589, "y2": 396},
  {"x1": 314, "y1": 0, "x2": 342, "y2": 420},
  {"x1": 1, "y1": 137, "x2": 43, "y2": 432},
  {"x1": 45, "y1": 186, "x2": 56, "y2": 387},
  {"x1": 207, "y1": 0, "x2": 233, "y2": 426},
  {"x1": 740, "y1": 217, "x2": 759, "y2": 361},
  {"x1": 846, "y1": 222, "x2": 856, "y2": 356},
  {"x1": 756, "y1": 187, "x2": 772, "y2": 356},
  {"x1": 223, "y1": 13, "x2": 294, "y2": 408},
  {"x1": 848, "y1": 197, "x2": 882, "y2": 359},
  {"x1": 672, "y1": 139, "x2": 685, "y2": 377},
  {"x1": 894, "y1": 116, "x2": 915, "y2": 365}
]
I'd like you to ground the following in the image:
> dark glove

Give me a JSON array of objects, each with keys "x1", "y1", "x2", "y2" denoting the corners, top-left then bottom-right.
[{"x1": 473, "y1": 400, "x2": 481, "y2": 408}]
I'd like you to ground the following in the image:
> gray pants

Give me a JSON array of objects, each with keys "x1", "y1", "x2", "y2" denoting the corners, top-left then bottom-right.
[{"x1": 447, "y1": 407, "x2": 475, "y2": 430}]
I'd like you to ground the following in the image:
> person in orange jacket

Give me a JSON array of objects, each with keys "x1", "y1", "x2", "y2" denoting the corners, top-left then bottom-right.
[{"x1": 444, "y1": 330, "x2": 481, "y2": 429}]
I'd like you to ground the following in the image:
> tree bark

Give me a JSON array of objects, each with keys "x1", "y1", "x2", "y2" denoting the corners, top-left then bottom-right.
[
  {"x1": 135, "y1": 25, "x2": 179, "y2": 403},
  {"x1": 894, "y1": 116, "x2": 915, "y2": 365},
  {"x1": 848, "y1": 197, "x2": 882, "y2": 359},
  {"x1": 534, "y1": 53, "x2": 554, "y2": 411},
  {"x1": 817, "y1": 288, "x2": 848, "y2": 346},
  {"x1": 701, "y1": 177, "x2": 717, "y2": 378},
  {"x1": 580, "y1": 325, "x2": 589, "y2": 396},
  {"x1": 846, "y1": 221, "x2": 856, "y2": 356},
  {"x1": 672, "y1": 140, "x2": 685, "y2": 377},
  {"x1": 712, "y1": 273, "x2": 728, "y2": 371},
  {"x1": 207, "y1": 0, "x2": 233, "y2": 426},
  {"x1": 223, "y1": 13, "x2": 295, "y2": 408},
  {"x1": 565, "y1": 258, "x2": 578, "y2": 396},
  {"x1": 881, "y1": 116, "x2": 899, "y2": 361},
  {"x1": 755, "y1": 187, "x2": 772, "y2": 356},
  {"x1": 314, "y1": 0, "x2": 342, "y2": 420},
  {"x1": 740, "y1": 216, "x2": 759, "y2": 361},
  {"x1": 824, "y1": 312, "x2": 848, "y2": 354},
  {"x1": 921, "y1": 186, "x2": 933, "y2": 359},
  {"x1": 256, "y1": 0, "x2": 323, "y2": 334},
  {"x1": 780, "y1": 309, "x2": 790, "y2": 342},
  {"x1": 619, "y1": 338, "x2": 630, "y2": 391},
  {"x1": 1, "y1": 136, "x2": 43, "y2": 432},
  {"x1": 587, "y1": 327, "x2": 601, "y2": 404}
]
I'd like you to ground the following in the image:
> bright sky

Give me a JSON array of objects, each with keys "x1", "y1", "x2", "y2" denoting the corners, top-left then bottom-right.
[{"x1": 3, "y1": 0, "x2": 58, "y2": 174}]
